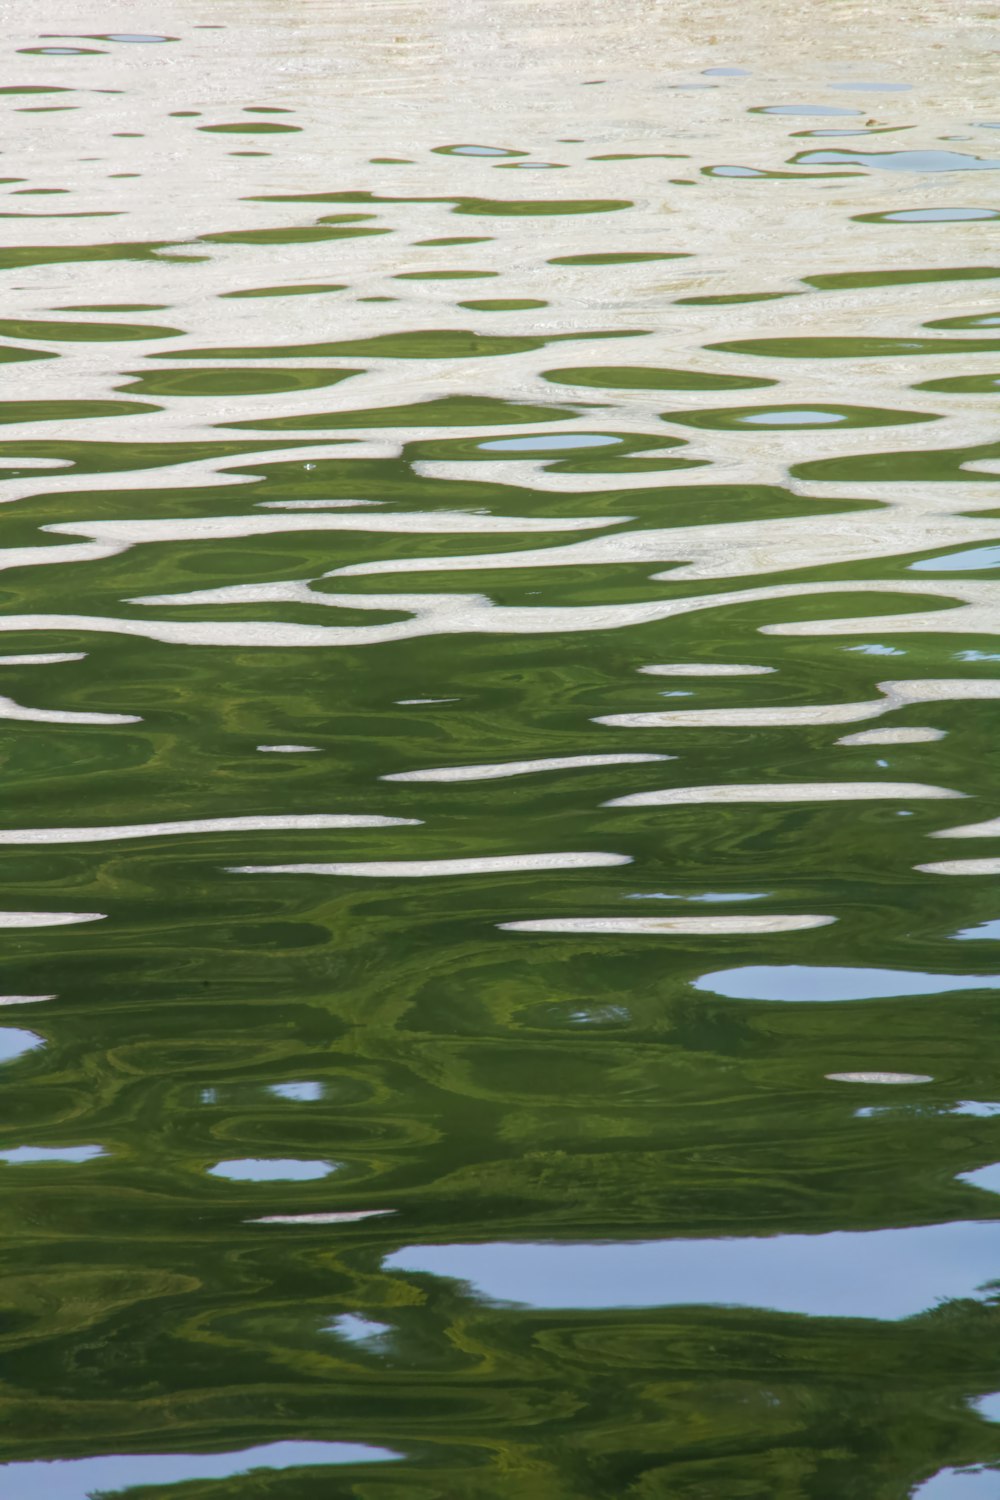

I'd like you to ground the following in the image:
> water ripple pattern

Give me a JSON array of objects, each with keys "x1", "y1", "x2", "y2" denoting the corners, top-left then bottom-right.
[{"x1": 2, "y1": 2, "x2": 1000, "y2": 1496}]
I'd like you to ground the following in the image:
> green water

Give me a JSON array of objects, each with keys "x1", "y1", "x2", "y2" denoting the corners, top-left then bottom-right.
[{"x1": 4, "y1": 6, "x2": 1000, "y2": 1497}]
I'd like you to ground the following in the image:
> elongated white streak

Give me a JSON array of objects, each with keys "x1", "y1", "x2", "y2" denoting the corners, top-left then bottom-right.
[
  {"x1": 0, "y1": 995, "x2": 55, "y2": 1006},
  {"x1": 0, "y1": 694, "x2": 138, "y2": 726},
  {"x1": 0, "y1": 912, "x2": 105, "y2": 927},
  {"x1": 0, "y1": 586, "x2": 985, "y2": 653},
  {"x1": 248, "y1": 1210, "x2": 395, "y2": 1225},
  {"x1": 45, "y1": 511, "x2": 616, "y2": 542},
  {"x1": 260, "y1": 499, "x2": 387, "y2": 509},
  {"x1": 598, "y1": 678, "x2": 1000, "y2": 731},
  {"x1": 827, "y1": 1072, "x2": 932, "y2": 1084},
  {"x1": 837, "y1": 728, "x2": 944, "y2": 746},
  {"x1": 383, "y1": 753, "x2": 672, "y2": 783},
  {"x1": 0, "y1": 653, "x2": 86, "y2": 665},
  {"x1": 932, "y1": 813, "x2": 1000, "y2": 839},
  {"x1": 0, "y1": 814, "x2": 419, "y2": 845},
  {"x1": 605, "y1": 781, "x2": 961, "y2": 808},
  {"x1": 639, "y1": 664, "x2": 774, "y2": 676},
  {"x1": 917, "y1": 858, "x2": 1000, "y2": 876},
  {"x1": 231, "y1": 852, "x2": 632, "y2": 878},
  {"x1": 499, "y1": 915, "x2": 836, "y2": 934}
]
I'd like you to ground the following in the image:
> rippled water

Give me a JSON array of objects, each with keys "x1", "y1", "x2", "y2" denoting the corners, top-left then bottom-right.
[{"x1": 6, "y1": 2, "x2": 1000, "y2": 1495}]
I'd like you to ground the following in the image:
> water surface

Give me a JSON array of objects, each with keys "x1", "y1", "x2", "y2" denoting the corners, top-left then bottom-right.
[{"x1": 4, "y1": 1, "x2": 1000, "y2": 1496}]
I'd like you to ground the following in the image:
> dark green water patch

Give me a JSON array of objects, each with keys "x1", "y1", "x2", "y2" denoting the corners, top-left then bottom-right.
[
  {"x1": 198, "y1": 122, "x2": 302, "y2": 134},
  {"x1": 0, "y1": 210, "x2": 123, "y2": 221},
  {"x1": 548, "y1": 251, "x2": 688, "y2": 265},
  {"x1": 674, "y1": 291, "x2": 800, "y2": 306},
  {"x1": 119, "y1": 368, "x2": 362, "y2": 399},
  {"x1": 458, "y1": 299, "x2": 549, "y2": 311},
  {"x1": 57, "y1": 303, "x2": 169, "y2": 312},
  {"x1": 665, "y1": 403, "x2": 939, "y2": 431},
  {"x1": 394, "y1": 269, "x2": 499, "y2": 280},
  {"x1": 223, "y1": 395, "x2": 582, "y2": 431},
  {"x1": 0, "y1": 317, "x2": 183, "y2": 343},
  {"x1": 219, "y1": 284, "x2": 347, "y2": 300},
  {"x1": 0, "y1": 344, "x2": 56, "y2": 364},
  {"x1": 0, "y1": 241, "x2": 204, "y2": 271},
  {"x1": 589, "y1": 152, "x2": 690, "y2": 160},
  {"x1": 913, "y1": 372, "x2": 1000, "y2": 394},
  {"x1": 543, "y1": 364, "x2": 776, "y2": 392},
  {"x1": 159, "y1": 329, "x2": 644, "y2": 361},
  {"x1": 250, "y1": 190, "x2": 633, "y2": 216},
  {"x1": 199, "y1": 226, "x2": 388, "y2": 246},
  {"x1": 925, "y1": 310, "x2": 1000, "y2": 330},
  {"x1": 708, "y1": 334, "x2": 1000, "y2": 358},
  {"x1": 0, "y1": 437, "x2": 327, "y2": 478},
  {"x1": 0, "y1": 400, "x2": 159, "y2": 425},
  {"x1": 803, "y1": 266, "x2": 1000, "y2": 290},
  {"x1": 792, "y1": 436, "x2": 1000, "y2": 483}
]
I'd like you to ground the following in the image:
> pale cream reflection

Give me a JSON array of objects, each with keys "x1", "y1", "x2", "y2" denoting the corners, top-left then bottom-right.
[
  {"x1": 383, "y1": 753, "x2": 671, "y2": 783},
  {"x1": 0, "y1": 694, "x2": 139, "y2": 726},
  {"x1": 606, "y1": 780, "x2": 960, "y2": 807},
  {"x1": 500, "y1": 915, "x2": 835, "y2": 934},
  {"x1": 836, "y1": 728, "x2": 945, "y2": 746},
  {"x1": 0, "y1": 814, "x2": 419, "y2": 845},
  {"x1": 232, "y1": 853, "x2": 632, "y2": 877},
  {"x1": 0, "y1": 912, "x2": 105, "y2": 927},
  {"x1": 248, "y1": 1210, "x2": 395, "y2": 1225},
  {"x1": 915, "y1": 859, "x2": 1000, "y2": 876},
  {"x1": 599, "y1": 678, "x2": 1000, "y2": 730}
]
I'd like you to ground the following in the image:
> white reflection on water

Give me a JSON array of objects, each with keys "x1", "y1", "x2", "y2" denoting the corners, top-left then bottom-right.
[
  {"x1": 0, "y1": 912, "x2": 104, "y2": 927},
  {"x1": 599, "y1": 676, "x2": 1000, "y2": 730},
  {"x1": 0, "y1": 653, "x2": 86, "y2": 665},
  {"x1": 232, "y1": 852, "x2": 632, "y2": 878},
  {"x1": 836, "y1": 727, "x2": 944, "y2": 745},
  {"x1": 0, "y1": 814, "x2": 418, "y2": 845},
  {"x1": 0, "y1": 693, "x2": 138, "y2": 726},
  {"x1": 639, "y1": 663, "x2": 774, "y2": 676},
  {"x1": 931, "y1": 812, "x2": 1000, "y2": 839},
  {"x1": 918, "y1": 859, "x2": 1000, "y2": 876},
  {"x1": 826, "y1": 1072, "x2": 933, "y2": 1084},
  {"x1": 249, "y1": 1210, "x2": 394, "y2": 1225},
  {"x1": 605, "y1": 780, "x2": 959, "y2": 807},
  {"x1": 500, "y1": 915, "x2": 834, "y2": 935},
  {"x1": 384, "y1": 753, "x2": 670, "y2": 782}
]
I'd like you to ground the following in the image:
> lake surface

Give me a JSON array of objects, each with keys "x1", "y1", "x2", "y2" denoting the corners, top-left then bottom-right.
[{"x1": 4, "y1": 1, "x2": 1000, "y2": 1495}]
